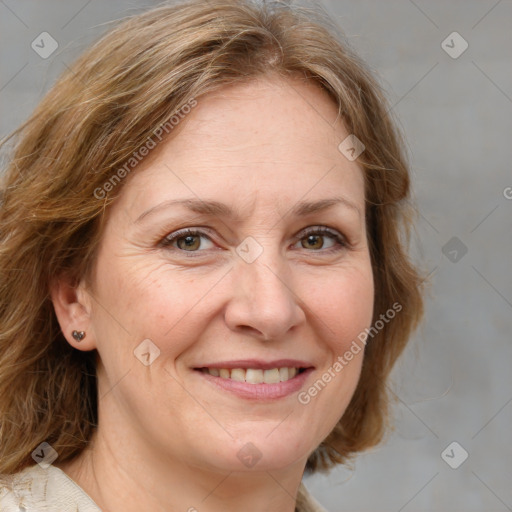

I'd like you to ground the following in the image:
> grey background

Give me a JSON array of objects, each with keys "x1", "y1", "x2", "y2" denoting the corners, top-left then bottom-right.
[{"x1": 1, "y1": 1, "x2": 511, "y2": 511}]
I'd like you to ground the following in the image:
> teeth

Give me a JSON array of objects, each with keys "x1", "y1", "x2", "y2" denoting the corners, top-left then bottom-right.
[
  {"x1": 205, "y1": 367, "x2": 301, "y2": 384},
  {"x1": 245, "y1": 369, "x2": 263, "y2": 384},
  {"x1": 263, "y1": 368, "x2": 281, "y2": 384},
  {"x1": 230, "y1": 368, "x2": 246, "y2": 382}
]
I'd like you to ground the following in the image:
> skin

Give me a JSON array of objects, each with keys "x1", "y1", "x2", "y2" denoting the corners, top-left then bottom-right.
[{"x1": 51, "y1": 74, "x2": 374, "y2": 512}]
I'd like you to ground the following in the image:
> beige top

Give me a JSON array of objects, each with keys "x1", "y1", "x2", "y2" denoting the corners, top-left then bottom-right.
[{"x1": 0, "y1": 464, "x2": 327, "y2": 512}]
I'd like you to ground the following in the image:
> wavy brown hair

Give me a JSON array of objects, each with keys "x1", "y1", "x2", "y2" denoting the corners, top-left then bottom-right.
[{"x1": 0, "y1": 0, "x2": 423, "y2": 476}]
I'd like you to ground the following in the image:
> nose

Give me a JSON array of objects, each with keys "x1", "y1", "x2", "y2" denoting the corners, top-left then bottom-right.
[{"x1": 224, "y1": 248, "x2": 306, "y2": 341}]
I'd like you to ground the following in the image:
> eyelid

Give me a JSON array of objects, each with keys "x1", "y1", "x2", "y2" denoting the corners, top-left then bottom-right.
[
  {"x1": 160, "y1": 225, "x2": 349, "y2": 254},
  {"x1": 300, "y1": 226, "x2": 347, "y2": 244},
  {"x1": 160, "y1": 227, "x2": 216, "y2": 251}
]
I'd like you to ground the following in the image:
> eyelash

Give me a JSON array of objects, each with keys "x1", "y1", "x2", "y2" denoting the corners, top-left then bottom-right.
[{"x1": 160, "y1": 226, "x2": 347, "y2": 256}]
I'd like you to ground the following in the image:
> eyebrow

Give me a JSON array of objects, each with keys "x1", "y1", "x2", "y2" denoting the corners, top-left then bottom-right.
[{"x1": 134, "y1": 196, "x2": 361, "y2": 224}]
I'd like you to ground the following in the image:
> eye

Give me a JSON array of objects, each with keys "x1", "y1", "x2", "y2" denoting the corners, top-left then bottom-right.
[
  {"x1": 161, "y1": 226, "x2": 347, "y2": 256},
  {"x1": 161, "y1": 228, "x2": 215, "y2": 252},
  {"x1": 293, "y1": 227, "x2": 346, "y2": 253}
]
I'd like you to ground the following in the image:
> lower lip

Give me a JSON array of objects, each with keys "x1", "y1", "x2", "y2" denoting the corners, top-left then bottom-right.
[{"x1": 194, "y1": 368, "x2": 314, "y2": 400}]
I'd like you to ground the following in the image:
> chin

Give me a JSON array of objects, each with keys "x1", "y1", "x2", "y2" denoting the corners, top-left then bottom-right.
[{"x1": 201, "y1": 430, "x2": 315, "y2": 473}]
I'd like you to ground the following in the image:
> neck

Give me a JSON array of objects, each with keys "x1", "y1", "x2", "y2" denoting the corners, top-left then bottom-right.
[{"x1": 56, "y1": 427, "x2": 305, "y2": 512}]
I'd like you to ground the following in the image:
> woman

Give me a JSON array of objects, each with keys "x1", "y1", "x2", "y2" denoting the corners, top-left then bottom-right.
[{"x1": 0, "y1": 1, "x2": 423, "y2": 510}]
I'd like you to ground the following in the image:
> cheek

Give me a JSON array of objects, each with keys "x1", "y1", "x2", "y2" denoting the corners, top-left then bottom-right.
[
  {"x1": 92, "y1": 235, "x2": 374, "y2": 362},
  {"x1": 310, "y1": 262, "x2": 375, "y2": 352},
  {"x1": 301, "y1": 265, "x2": 373, "y2": 427},
  {"x1": 93, "y1": 257, "x2": 219, "y2": 362}
]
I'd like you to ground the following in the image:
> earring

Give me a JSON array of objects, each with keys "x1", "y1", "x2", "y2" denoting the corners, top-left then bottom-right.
[{"x1": 72, "y1": 330, "x2": 86, "y2": 342}]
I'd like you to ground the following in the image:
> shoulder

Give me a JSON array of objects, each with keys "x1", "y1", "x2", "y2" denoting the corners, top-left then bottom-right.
[
  {"x1": 296, "y1": 481, "x2": 329, "y2": 512},
  {"x1": 0, "y1": 464, "x2": 102, "y2": 512},
  {"x1": 1, "y1": 466, "x2": 327, "y2": 512}
]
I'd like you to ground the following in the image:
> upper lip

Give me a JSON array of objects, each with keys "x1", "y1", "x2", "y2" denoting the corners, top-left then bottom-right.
[{"x1": 194, "y1": 359, "x2": 314, "y2": 370}]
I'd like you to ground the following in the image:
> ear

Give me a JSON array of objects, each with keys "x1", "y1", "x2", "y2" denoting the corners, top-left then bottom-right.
[{"x1": 49, "y1": 272, "x2": 97, "y2": 351}]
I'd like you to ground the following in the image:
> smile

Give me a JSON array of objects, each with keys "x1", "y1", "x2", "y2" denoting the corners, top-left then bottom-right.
[
  {"x1": 198, "y1": 367, "x2": 306, "y2": 384},
  {"x1": 193, "y1": 360, "x2": 314, "y2": 400}
]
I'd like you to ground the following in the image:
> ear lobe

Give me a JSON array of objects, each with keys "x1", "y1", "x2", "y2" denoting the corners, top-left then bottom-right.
[{"x1": 49, "y1": 274, "x2": 96, "y2": 351}]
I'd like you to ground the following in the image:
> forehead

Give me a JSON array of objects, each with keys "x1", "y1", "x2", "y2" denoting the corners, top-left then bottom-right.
[
  {"x1": 115, "y1": 75, "x2": 365, "y2": 220},
  {"x1": 159, "y1": 76, "x2": 349, "y2": 163}
]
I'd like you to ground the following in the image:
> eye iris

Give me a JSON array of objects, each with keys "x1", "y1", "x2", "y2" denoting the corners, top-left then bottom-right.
[
  {"x1": 302, "y1": 234, "x2": 323, "y2": 250},
  {"x1": 177, "y1": 235, "x2": 200, "y2": 251},
  {"x1": 169, "y1": 230, "x2": 336, "y2": 252}
]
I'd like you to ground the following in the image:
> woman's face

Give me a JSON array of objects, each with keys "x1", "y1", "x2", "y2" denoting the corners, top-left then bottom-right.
[{"x1": 78, "y1": 76, "x2": 374, "y2": 473}]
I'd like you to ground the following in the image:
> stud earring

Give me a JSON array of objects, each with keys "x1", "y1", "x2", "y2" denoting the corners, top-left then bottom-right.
[{"x1": 72, "y1": 330, "x2": 86, "y2": 342}]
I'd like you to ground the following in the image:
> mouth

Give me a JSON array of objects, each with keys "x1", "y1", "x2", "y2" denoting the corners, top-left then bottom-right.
[
  {"x1": 195, "y1": 366, "x2": 307, "y2": 384},
  {"x1": 192, "y1": 360, "x2": 314, "y2": 400}
]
